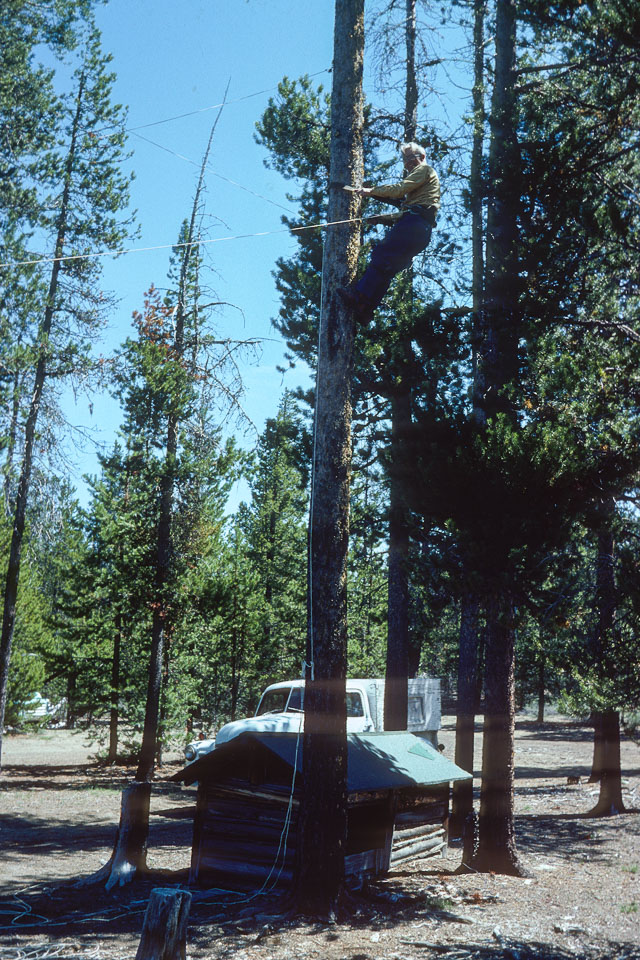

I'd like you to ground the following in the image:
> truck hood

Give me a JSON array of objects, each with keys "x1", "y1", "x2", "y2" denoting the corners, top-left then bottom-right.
[{"x1": 215, "y1": 711, "x2": 303, "y2": 746}]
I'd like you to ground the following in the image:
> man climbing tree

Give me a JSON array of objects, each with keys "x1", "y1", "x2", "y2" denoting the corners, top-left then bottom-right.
[{"x1": 339, "y1": 141, "x2": 439, "y2": 322}]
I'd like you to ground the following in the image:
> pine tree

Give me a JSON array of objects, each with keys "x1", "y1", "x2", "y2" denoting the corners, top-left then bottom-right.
[
  {"x1": 82, "y1": 443, "x2": 157, "y2": 758},
  {"x1": 0, "y1": 26, "x2": 134, "y2": 766},
  {"x1": 245, "y1": 394, "x2": 308, "y2": 682}
]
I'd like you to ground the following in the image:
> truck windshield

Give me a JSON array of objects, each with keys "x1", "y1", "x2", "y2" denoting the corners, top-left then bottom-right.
[
  {"x1": 256, "y1": 689, "x2": 290, "y2": 715},
  {"x1": 257, "y1": 687, "x2": 364, "y2": 716}
]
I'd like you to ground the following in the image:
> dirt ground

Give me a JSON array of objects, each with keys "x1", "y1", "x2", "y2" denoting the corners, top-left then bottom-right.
[{"x1": 0, "y1": 714, "x2": 639, "y2": 960}]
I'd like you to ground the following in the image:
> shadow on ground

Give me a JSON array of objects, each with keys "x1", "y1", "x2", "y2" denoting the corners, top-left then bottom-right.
[
  {"x1": 514, "y1": 721, "x2": 597, "y2": 743},
  {"x1": 0, "y1": 808, "x2": 193, "y2": 860},
  {"x1": 1, "y1": 873, "x2": 638, "y2": 960},
  {"x1": 516, "y1": 810, "x2": 639, "y2": 862},
  {"x1": 1, "y1": 763, "x2": 185, "y2": 794},
  {"x1": 514, "y1": 765, "x2": 640, "y2": 781}
]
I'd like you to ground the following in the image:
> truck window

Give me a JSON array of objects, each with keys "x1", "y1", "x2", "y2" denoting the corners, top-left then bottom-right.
[
  {"x1": 256, "y1": 689, "x2": 290, "y2": 715},
  {"x1": 346, "y1": 692, "x2": 364, "y2": 717},
  {"x1": 286, "y1": 687, "x2": 304, "y2": 712},
  {"x1": 408, "y1": 695, "x2": 425, "y2": 724}
]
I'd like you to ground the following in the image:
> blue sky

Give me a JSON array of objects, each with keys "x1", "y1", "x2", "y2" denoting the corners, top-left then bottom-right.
[
  {"x1": 58, "y1": 0, "x2": 334, "y2": 502},
  {"x1": 55, "y1": 0, "x2": 470, "y2": 505}
]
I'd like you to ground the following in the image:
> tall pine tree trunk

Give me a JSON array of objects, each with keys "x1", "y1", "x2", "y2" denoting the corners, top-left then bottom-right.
[
  {"x1": 470, "y1": 0, "x2": 487, "y2": 424},
  {"x1": 0, "y1": 73, "x2": 85, "y2": 768},
  {"x1": 589, "y1": 520, "x2": 613, "y2": 785},
  {"x1": 536, "y1": 656, "x2": 545, "y2": 723},
  {"x1": 107, "y1": 613, "x2": 122, "y2": 764},
  {"x1": 589, "y1": 709, "x2": 625, "y2": 815},
  {"x1": 297, "y1": 0, "x2": 364, "y2": 916},
  {"x1": 384, "y1": 0, "x2": 417, "y2": 731},
  {"x1": 471, "y1": 589, "x2": 522, "y2": 874},
  {"x1": 450, "y1": 588, "x2": 479, "y2": 837},
  {"x1": 451, "y1": 0, "x2": 486, "y2": 839},
  {"x1": 589, "y1": 710, "x2": 604, "y2": 782},
  {"x1": 136, "y1": 418, "x2": 177, "y2": 781},
  {"x1": 385, "y1": 392, "x2": 411, "y2": 729},
  {"x1": 469, "y1": 0, "x2": 525, "y2": 876},
  {"x1": 588, "y1": 515, "x2": 626, "y2": 815},
  {"x1": 3, "y1": 359, "x2": 22, "y2": 512}
]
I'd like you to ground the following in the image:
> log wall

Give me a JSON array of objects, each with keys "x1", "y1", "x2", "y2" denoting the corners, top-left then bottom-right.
[{"x1": 190, "y1": 779, "x2": 450, "y2": 889}]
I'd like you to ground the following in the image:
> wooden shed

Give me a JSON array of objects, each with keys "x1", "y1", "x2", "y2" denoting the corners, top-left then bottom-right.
[{"x1": 173, "y1": 732, "x2": 471, "y2": 891}]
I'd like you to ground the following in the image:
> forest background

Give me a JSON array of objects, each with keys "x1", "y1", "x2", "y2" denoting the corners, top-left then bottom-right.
[{"x1": 1, "y1": 0, "x2": 639, "y2": 862}]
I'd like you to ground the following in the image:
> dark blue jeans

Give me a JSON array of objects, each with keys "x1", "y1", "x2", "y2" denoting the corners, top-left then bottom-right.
[{"x1": 356, "y1": 210, "x2": 433, "y2": 308}]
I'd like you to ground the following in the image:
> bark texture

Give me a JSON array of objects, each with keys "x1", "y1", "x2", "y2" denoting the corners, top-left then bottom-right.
[
  {"x1": 587, "y1": 516, "x2": 625, "y2": 815},
  {"x1": 77, "y1": 781, "x2": 151, "y2": 889},
  {"x1": 135, "y1": 888, "x2": 192, "y2": 960},
  {"x1": 469, "y1": 0, "x2": 525, "y2": 875},
  {"x1": 588, "y1": 709, "x2": 626, "y2": 816},
  {"x1": 450, "y1": 588, "x2": 479, "y2": 837},
  {"x1": 470, "y1": 0, "x2": 487, "y2": 426},
  {"x1": 385, "y1": 393, "x2": 411, "y2": 730},
  {"x1": 452, "y1": 0, "x2": 485, "y2": 834},
  {"x1": 470, "y1": 591, "x2": 524, "y2": 875},
  {"x1": 297, "y1": 0, "x2": 364, "y2": 917},
  {"x1": 536, "y1": 657, "x2": 545, "y2": 723}
]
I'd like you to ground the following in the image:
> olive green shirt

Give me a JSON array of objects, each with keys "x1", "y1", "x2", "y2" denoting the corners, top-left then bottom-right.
[{"x1": 370, "y1": 161, "x2": 440, "y2": 212}]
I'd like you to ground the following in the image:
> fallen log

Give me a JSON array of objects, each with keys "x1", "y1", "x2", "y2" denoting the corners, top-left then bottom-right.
[{"x1": 390, "y1": 833, "x2": 445, "y2": 863}]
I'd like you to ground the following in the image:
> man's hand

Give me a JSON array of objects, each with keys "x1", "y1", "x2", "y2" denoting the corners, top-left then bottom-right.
[
  {"x1": 367, "y1": 213, "x2": 398, "y2": 226},
  {"x1": 343, "y1": 185, "x2": 373, "y2": 196}
]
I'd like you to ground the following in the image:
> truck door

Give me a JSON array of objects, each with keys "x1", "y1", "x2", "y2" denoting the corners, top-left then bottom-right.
[{"x1": 346, "y1": 690, "x2": 372, "y2": 732}]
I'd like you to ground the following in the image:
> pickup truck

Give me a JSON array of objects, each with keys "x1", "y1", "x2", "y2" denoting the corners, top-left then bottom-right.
[{"x1": 184, "y1": 676, "x2": 441, "y2": 762}]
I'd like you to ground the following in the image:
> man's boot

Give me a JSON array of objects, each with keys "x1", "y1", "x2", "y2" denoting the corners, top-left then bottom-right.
[{"x1": 337, "y1": 286, "x2": 374, "y2": 324}]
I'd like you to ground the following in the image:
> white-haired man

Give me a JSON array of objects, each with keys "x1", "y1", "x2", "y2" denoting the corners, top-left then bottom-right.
[{"x1": 339, "y1": 142, "x2": 440, "y2": 321}]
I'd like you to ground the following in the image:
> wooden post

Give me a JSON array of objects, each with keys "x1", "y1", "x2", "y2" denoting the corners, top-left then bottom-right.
[{"x1": 135, "y1": 888, "x2": 192, "y2": 960}]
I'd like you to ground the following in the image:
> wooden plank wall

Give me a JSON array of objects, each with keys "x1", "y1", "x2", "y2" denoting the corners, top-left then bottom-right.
[
  {"x1": 190, "y1": 781, "x2": 450, "y2": 890},
  {"x1": 191, "y1": 783, "x2": 298, "y2": 890}
]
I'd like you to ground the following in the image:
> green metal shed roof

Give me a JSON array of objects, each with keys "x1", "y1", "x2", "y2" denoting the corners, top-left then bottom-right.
[
  {"x1": 261, "y1": 732, "x2": 471, "y2": 791},
  {"x1": 176, "y1": 731, "x2": 471, "y2": 792}
]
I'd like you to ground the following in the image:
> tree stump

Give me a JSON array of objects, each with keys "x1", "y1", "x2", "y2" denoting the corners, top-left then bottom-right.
[{"x1": 135, "y1": 888, "x2": 192, "y2": 960}]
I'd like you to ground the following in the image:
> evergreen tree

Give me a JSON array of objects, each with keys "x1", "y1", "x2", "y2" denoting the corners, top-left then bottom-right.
[
  {"x1": 0, "y1": 26, "x2": 134, "y2": 765},
  {"x1": 244, "y1": 393, "x2": 308, "y2": 682},
  {"x1": 83, "y1": 443, "x2": 157, "y2": 758}
]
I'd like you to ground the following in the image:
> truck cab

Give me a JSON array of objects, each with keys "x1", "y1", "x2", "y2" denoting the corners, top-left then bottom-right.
[{"x1": 184, "y1": 676, "x2": 441, "y2": 762}]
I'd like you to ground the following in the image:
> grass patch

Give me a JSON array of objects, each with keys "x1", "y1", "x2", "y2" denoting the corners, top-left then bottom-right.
[{"x1": 620, "y1": 902, "x2": 638, "y2": 914}]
